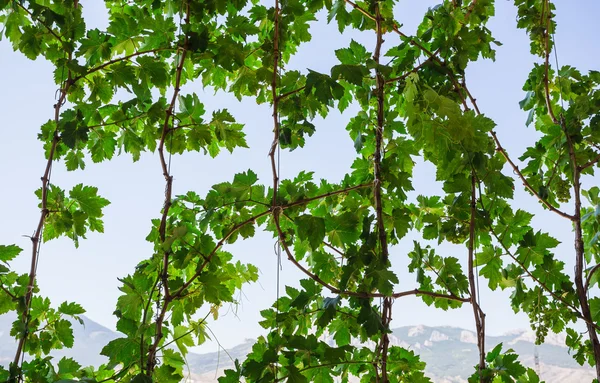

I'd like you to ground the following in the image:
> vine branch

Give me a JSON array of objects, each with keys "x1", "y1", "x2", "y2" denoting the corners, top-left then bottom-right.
[
  {"x1": 541, "y1": 0, "x2": 600, "y2": 375},
  {"x1": 145, "y1": 3, "x2": 190, "y2": 375},
  {"x1": 16, "y1": 4, "x2": 64, "y2": 44},
  {"x1": 273, "y1": 361, "x2": 372, "y2": 382},
  {"x1": 579, "y1": 151, "x2": 600, "y2": 171},
  {"x1": 585, "y1": 264, "x2": 600, "y2": 293},
  {"x1": 343, "y1": 0, "x2": 572, "y2": 222},
  {"x1": 171, "y1": 210, "x2": 272, "y2": 299},
  {"x1": 277, "y1": 86, "x2": 306, "y2": 101},
  {"x1": 11, "y1": 2, "x2": 77, "y2": 373},
  {"x1": 268, "y1": 0, "x2": 281, "y2": 207},
  {"x1": 385, "y1": 48, "x2": 441, "y2": 85},
  {"x1": 0, "y1": 282, "x2": 16, "y2": 300},
  {"x1": 280, "y1": 183, "x2": 370, "y2": 210},
  {"x1": 464, "y1": 0, "x2": 478, "y2": 21},
  {"x1": 474, "y1": 178, "x2": 600, "y2": 333},
  {"x1": 468, "y1": 171, "x2": 486, "y2": 376},
  {"x1": 273, "y1": 218, "x2": 469, "y2": 302},
  {"x1": 72, "y1": 48, "x2": 172, "y2": 82},
  {"x1": 372, "y1": 6, "x2": 391, "y2": 382}
]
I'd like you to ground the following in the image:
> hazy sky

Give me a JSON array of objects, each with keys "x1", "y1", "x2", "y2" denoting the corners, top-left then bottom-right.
[{"x1": 1, "y1": 0, "x2": 599, "y2": 356}]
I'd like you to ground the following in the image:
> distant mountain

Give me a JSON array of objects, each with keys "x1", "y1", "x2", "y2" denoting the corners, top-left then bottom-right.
[
  {"x1": 0, "y1": 314, "x2": 117, "y2": 367},
  {"x1": 0, "y1": 315, "x2": 594, "y2": 382},
  {"x1": 387, "y1": 325, "x2": 593, "y2": 383}
]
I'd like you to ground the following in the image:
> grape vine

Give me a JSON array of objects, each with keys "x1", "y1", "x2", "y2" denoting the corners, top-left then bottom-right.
[{"x1": 0, "y1": 0, "x2": 599, "y2": 382}]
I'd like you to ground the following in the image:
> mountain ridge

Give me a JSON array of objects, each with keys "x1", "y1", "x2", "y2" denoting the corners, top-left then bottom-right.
[{"x1": 0, "y1": 315, "x2": 593, "y2": 382}]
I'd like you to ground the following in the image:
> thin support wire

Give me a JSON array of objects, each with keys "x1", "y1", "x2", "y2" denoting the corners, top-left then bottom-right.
[
  {"x1": 474, "y1": 191, "x2": 481, "y2": 309},
  {"x1": 475, "y1": 244, "x2": 481, "y2": 306},
  {"x1": 272, "y1": 0, "x2": 283, "y2": 378},
  {"x1": 167, "y1": 131, "x2": 173, "y2": 175}
]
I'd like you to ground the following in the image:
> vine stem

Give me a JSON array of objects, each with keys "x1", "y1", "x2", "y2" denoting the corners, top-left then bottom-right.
[
  {"x1": 16, "y1": 4, "x2": 63, "y2": 44},
  {"x1": 383, "y1": 0, "x2": 590, "y2": 344},
  {"x1": 12, "y1": 109, "x2": 63, "y2": 372},
  {"x1": 277, "y1": 86, "x2": 305, "y2": 101},
  {"x1": 171, "y1": 210, "x2": 271, "y2": 299},
  {"x1": 385, "y1": 48, "x2": 441, "y2": 84},
  {"x1": 273, "y1": 218, "x2": 469, "y2": 302},
  {"x1": 464, "y1": 0, "x2": 478, "y2": 20},
  {"x1": 157, "y1": 311, "x2": 211, "y2": 352},
  {"x1": 341, "y1": 0, "x2": 572, "y2": 220},
  {"x1": 579, "y1": 151, "x2": 600, "y2": 171},
  {"x1": 269, "y1": 0, "x2": 283, "y2": 377},
  {"x1": 481, "y1": 197, "x2": 600, "y2": 332},
  {"x1": 341, "y1": 3, "x2": 589, "y2": 373},
  {"x1": 541, "y1": 0, "x2": 600, "y2": 376},
  {"x1": 488, "y1": 130, "x2": 572, "y2": 220},
  {"x1": 87, "y1": 112, "x2": 147, "y2": 130},
  {"x1": 282, "y1": 183, "x2": 370, "y2": 209},
  {"x1": 11, "y1": 1, "x2": 77, "y2": 374},
  {"x1": 343, "y1": 1, "x2": 589, "y2": 375},
  {"x1": 468, "y1": 172, "x2": 486, "y2": 377},
  {"x1": 0, "y1": 283, "x2": 15, "y2": 300},
  {"x1": 469, "y1": 162, "x2": 600, "y2": 333},
  {"x1": 585, "y1": 264, "x2": 600, "y2": 293},
  {"x1": 541, "y1": 0, "x2": 558, "y2": 126},
  {"x1": 72, "y1": 48, "x2": 172, "y2": 82},
  {"x1": 568, "y1": 114, "x2": 600, "y2": 377},
  {"x1": 372, "y1": 6, "x2": 391, "y2": 382},
  {"x1": 268, "y1": 0, "x2": 281, "y2": 207},
  {"x1": 139, "y1": 275, "x2": 160, "y2": 372},
  {"x1": 273, "y1": 361, "x2": 371, "y2": 382},
  {"x1": 145, "y1": 2, "x2": 190, "y2": 376},
  {"x1": 170, "y1": 183, "x2": 371, "y2": 300}
]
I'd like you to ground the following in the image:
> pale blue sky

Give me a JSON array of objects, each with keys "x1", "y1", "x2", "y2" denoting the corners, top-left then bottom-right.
[{"x1": 1, "y1": 0, "x2": 599, "y2": 355}]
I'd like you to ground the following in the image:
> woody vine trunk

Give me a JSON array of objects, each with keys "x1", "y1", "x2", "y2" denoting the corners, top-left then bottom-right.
[
  {"x1": 567, "y1": 122, "x2": 600, "y2": 378},
  {"x1": 469, "y1": 172, "x2": 486, "y2": 376},
  {"x1": 373, "y1": 5, "x2": 392, "y2": 382},
  {"x1": 11, "y1": 1, "x2": 78, "y2": 377},
  {"x1": 541, "y1": 0, "x2": 600, "y2": 376},
  {"x1": 145, "y1": 2, "x2": 190, "y2": 375}
]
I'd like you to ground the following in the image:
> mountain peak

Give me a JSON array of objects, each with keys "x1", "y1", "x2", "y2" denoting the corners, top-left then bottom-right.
[{"x1": 407, "y1": 324, "x2": 427, "y2": 337}]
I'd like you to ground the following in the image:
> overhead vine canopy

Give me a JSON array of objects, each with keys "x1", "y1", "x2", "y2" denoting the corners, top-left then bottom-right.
[{"x1": 0, "y1": 0, "x2": 599, "y2": 382}]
